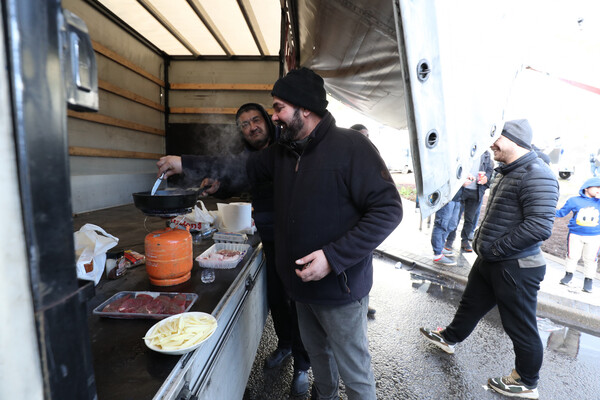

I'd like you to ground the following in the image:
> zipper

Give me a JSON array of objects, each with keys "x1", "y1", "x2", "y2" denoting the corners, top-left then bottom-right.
[
  {"x1": 475, "y1": 173, "x2": 502, "y2": 243},
  {"x1": 295, "y1": 154, "x2": 301, "y2": 172}
]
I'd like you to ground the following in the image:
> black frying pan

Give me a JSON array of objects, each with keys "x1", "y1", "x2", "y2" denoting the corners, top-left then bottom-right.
[{"x1": 132, "y1": 189, "x2": 199, "y2": 216}]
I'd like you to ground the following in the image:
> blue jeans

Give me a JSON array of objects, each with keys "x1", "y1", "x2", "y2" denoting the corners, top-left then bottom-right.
[
  {"x1": 446, "y1": 189, "x2": 483, "y2": 246},
  {"x1": 296, "y1": 296, "x2": 375, "y2": 400},
  {"x1": 431, "y1": 200, "x2": 461, "y2": 255},
  {"x1": 442, "y1": 258, "x2": 546, "y2": 387}
]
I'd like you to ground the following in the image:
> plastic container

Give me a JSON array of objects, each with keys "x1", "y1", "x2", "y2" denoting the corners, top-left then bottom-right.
[
  {"x1": 212, "y1": 232, "x2": 247, "y2": 243},
  {"x1": 195, "y1": 243, "x2": 251, "y2": 269},
  {"x1": 92, "y1": 291, "x2": 198, "y2": 319}
]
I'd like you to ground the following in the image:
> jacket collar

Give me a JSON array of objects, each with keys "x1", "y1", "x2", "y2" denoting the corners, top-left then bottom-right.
[
  {"x1": 280, "y1": 111, "x2": 335, "y2": 155},
  {"x1": 496, "y1": 150, "x2": 537, "y2": 174}
]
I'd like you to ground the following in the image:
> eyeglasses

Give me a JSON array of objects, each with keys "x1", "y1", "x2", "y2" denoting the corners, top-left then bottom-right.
[{"x1": 239, "y1": 116, "x2": 264, "y2": 129}]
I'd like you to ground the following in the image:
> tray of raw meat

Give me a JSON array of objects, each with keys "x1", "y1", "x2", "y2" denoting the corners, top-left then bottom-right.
[
  {"x1": 195, "y1": 243, "x2": 251, "y2": 269},
  {"x1": 92, "y1": 291, "x2": 198, "y2": 319}
]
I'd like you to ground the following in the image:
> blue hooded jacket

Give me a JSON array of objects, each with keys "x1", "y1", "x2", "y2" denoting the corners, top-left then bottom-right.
[{"x1": 555, "y1": 177, "x2": 600, "y2": 236}]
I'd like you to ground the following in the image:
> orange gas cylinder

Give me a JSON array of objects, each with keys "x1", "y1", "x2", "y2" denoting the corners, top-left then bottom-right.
[{"x1": 144, "y1": 227, "x2": 193, "y2": 286}]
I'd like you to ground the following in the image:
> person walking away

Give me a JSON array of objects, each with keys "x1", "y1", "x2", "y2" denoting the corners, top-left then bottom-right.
[
  {"x1": 590, "y1": 149, "x2": 600, "y2": 177},
  {"x1": 247, "y1": 67, "x2": 403, "y2": 400},
  {"x1": 555, "y1": 177, "x2": 600, "y2": 293},
  {"x1": 444, "y1": 150, "x2": 494, "y2": 253},
  {"x1": 157, "y1": 103, "x2": 311, "y2": 396},
  {"x1": 419, "y1": 119, "x2": 559, "y2": 399},
  {"x1": 431, "y1": 186, "x2": 468, "y2": 266}
]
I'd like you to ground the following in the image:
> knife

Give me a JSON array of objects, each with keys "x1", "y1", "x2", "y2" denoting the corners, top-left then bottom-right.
[{"x1": 151, "y1": 172, "x2": 165, "y2": 196}]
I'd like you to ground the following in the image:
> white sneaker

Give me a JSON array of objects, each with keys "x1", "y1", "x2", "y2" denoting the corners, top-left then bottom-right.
[
  {"x1": 488, "y1": 370, "x2": 539, "y2": 399},
  {"x1": 433, "y1": 255, "x2": 456, "y2": 266}
]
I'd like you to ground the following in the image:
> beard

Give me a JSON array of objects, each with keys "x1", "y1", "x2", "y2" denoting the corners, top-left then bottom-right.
[
  {"x1": 247, "y1": 130, "x2": 270, "y2": 150},
  {"x1": 279, "y1": 108, "x2": 304, "y2": 142}
]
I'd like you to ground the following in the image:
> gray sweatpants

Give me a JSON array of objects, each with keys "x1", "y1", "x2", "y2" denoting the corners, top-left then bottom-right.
[{"x1": 296, "y1": 296, "x2": 376, "y2": 400}]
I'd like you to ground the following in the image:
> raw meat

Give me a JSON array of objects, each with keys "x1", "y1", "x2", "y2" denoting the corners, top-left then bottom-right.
[{"x1": 102, "y1": 293, "x2": 190, "y2": 315}]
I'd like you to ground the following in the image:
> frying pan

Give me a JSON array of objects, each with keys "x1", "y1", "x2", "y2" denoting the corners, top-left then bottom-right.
[{"x1": 132, "y1": 189, "x2": 199, "y2": 217}]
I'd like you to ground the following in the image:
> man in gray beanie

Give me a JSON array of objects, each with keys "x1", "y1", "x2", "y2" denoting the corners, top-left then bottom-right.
[
  {"x1": 247, "y1": 68, "x2": 403, "y2": 400},
  {"x1": 420, "y1": 119, "x2": 558, "y2": 399}
]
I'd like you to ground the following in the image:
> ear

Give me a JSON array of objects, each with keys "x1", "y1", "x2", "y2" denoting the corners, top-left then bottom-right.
[{"x1": 301, "y1": 108, "x2": 312, "y2": 118}]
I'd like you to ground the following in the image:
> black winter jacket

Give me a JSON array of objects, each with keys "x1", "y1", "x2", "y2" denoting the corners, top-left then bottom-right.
[
  {"x1": 246, "y1": 112, "x2": 403, "y2": 305},
  {"x1": 473, "y1": 151, "x2": 558, "y2": 262}
]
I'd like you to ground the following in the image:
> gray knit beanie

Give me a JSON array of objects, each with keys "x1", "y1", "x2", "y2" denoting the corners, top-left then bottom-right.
[
  {"x1": 271, "y1": 67, "x2": 328, "y2": 116},
  {"x1": 501, "y1": 119, "x2": 533, "y2": 150}
]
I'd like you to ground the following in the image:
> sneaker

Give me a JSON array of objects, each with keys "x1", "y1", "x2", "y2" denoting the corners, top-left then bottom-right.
[
  {"x1": 419, "y1": 327, "x2": 456, "y2": 354},
  {"x1": 488, "y1": 369, "x2": 539, "y2": 399},
  {"x1": 559, "y1": 272, "x2": 573, "y2": 285},
  {"x1": 433, "y1": 255, "x2": 457, "y2": 266},
  {"x1": 583, "y1": 278, "x2": 593, "y2": 293},
  {"x1": 442, "y1": 248, "x2": 455, "y2": 257},
  {"x1": 461, "y1": 242, "x2": 473, "y2": 252}
]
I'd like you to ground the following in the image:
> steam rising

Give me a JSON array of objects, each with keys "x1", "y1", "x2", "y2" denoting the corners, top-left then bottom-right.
[{"x1": 168, "y1": 123, "x2": 249, "y2": 195}]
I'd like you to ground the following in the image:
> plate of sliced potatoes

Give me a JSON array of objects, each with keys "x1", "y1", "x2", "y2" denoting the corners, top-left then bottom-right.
[{"x1": 143, "y1": 312, "x2": 218, "y2": 355}]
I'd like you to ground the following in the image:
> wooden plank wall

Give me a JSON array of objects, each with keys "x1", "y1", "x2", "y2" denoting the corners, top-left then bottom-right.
[
  {"x1": 64, "y1": 0, "x2": 166, "y2": 213},
  {"x1": 64, "y1": 1, "x2": 279, "y2": 213},
  {"x1": 168, "y1": 60, "x2": 278, "y2": 126}
]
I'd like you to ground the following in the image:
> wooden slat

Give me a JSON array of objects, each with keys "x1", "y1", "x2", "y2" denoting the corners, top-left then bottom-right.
[
  {"x1": 170, "y1": 107, "x2": 239, "y2": 115},
  {"x1": 92, "y1": 40, "x2": 165, "y2": 87},
  {"x1": 169, "y1": 83, "x2": 273, "y2": 91},
  {"x1": 68, "y1": 110, "x2": 165, "y2": 136},
  {"x1": 69, "y1": 146, "x2": 163, "y2": 160},
  {"x1": 98, "y1": 79, "x2": 165, "y2": 112},
  {"x1": 170, "y1": 107, "x2": 275, "y2": 115}
]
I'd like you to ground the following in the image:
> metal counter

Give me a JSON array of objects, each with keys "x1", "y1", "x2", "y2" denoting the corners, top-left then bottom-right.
[{"x1": 74, "y1": 203, "x2": 267, "y2": 400}]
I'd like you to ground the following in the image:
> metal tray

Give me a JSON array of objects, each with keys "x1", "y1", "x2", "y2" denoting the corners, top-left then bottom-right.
[{"x1": 92, "y1": 291, "x2": 198, "y2": 319}]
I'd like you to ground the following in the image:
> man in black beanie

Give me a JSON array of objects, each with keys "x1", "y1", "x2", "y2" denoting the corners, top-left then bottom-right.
[
  {"x1": 247, "y1": 67, "x2": 403, "y2": 400},
  {"x1": 420, "y1": 119, "x2": 559, "y2": 399},
  {"x1": 157, "y1": 104, "x2": 312, "y2": 396}
]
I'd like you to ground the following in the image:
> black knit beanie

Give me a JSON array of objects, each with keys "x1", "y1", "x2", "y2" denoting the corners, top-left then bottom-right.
[
  {"x1": 501, "y1": 119, "x2": 533, "y2": 150},
  {"x1": 271, "y1": 67, "x2": 328, "y2": 116}
]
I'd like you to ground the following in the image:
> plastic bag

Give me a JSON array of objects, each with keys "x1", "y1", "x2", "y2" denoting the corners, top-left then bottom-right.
[
  {"x1": 74, "y1": 223, "x2": 119, "y2": 285},
  {"x1": 170, "y1": 201, "x2": 215, "y2": 231}
]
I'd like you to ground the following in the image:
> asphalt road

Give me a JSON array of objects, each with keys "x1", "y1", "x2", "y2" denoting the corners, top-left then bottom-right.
[{"x1": 244, "y1": 255, "x2": 600, "y2": 400}]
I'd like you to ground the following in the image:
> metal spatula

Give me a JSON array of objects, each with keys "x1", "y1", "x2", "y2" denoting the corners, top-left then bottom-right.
[{"x1": 151, "y1": 172, "x2": 165, "y2": 196}]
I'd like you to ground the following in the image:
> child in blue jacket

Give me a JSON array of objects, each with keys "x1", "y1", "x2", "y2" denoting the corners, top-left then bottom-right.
[{"x1": 556, "y1": 177, "x2": 600, "y2": 292}]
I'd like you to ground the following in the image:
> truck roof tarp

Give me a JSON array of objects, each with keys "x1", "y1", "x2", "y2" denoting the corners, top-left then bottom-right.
[{"x1": 296, "y1": 0, "x2": 407, "y2": 130}]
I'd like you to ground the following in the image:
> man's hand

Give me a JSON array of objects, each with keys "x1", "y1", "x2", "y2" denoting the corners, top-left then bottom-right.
[
  {"x1": 463, "y1": 174, "x2": 476, "y2": 187},
  {"x1": 295, "y1": 250, "x2": 332, "y2": 282},
  {"x1": 200, "y1": 178, "x2": 220, "y2": 196},
  {"x1": 157, "y1": 156, "x2": 182, "y2": 178}
]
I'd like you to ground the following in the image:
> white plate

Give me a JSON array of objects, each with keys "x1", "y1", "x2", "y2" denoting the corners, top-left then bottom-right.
[{"x1": 144, "y1": 312, "x2": 217, "y2": 355}]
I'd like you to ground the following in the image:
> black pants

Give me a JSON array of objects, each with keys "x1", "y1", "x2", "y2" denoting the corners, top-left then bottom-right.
[
  {"x1": 460, "y1": 189, "x2": 483, "y2": 243},
  {"x1": 263, "y1": 240, "x2": 310, "y2": 371},
  {"x1": 443, "y1": 257, "x2": 545, "y2": 387}
]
